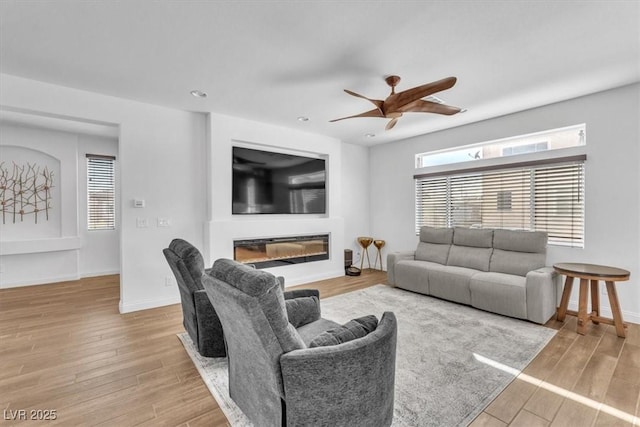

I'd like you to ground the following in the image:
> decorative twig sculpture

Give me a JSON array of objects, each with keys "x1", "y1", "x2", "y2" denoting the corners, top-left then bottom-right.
[{"x1": 0, "y1": 161, "x2": 54, "y2": 224}]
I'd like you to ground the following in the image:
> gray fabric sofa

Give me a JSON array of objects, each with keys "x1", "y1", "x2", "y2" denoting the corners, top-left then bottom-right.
[
  {"x1": 202, "y1": 258, "x2": 397, "y2": 427},
  {"x1": 387, "y1": 227, "x2": 558, "y2": 324}
]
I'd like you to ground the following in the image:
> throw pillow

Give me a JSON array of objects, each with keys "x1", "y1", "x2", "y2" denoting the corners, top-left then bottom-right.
[{"x1": 309, "y1": 315, "x2": 378, "y2": 347}]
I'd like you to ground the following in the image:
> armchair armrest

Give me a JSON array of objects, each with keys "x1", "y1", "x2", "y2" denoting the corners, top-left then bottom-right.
[
  {"x1": 193, "y1": 289, "x2": 226, "y2": 357},
  {"x1": 525, "y1": 267, "x2": 558, "y2": 324},
  {"x1": 280, "y1": 312, "x2": 397, "y2": 427},
  {"x1": 386, "y1": 251, "x2": 416, "y2": 285}
]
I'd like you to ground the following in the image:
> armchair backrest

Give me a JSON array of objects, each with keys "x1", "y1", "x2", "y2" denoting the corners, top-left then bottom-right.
[
  {"x1": 163, "y1": 239, "x2": 206, "y2": 334},
  {"x1": 202, "y1": 258, "x2": 305, "y2": 425},
  {"x1": 163, "y1": 238, "x2": 206, "y2": 292}
]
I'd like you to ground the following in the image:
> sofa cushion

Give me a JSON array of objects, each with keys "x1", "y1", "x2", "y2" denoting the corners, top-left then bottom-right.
[
  {"x1": 420, "y1": 226, "x2": 454, "y2": 244},
  {"x1": 453, "y1": 227, "x2": 493, "y2": 248},
  {"x1": 447, "y1": 245, "x2": 493, "y2": 272},
  {"x1": 470, "y1": 272, "x2": 527, "y2": 319},
  {"x1": 415, "y1": 242, "x2": 450, "y2": 264},
  {"x1": 493, "y1": 229, "x2": 547, "y2": 253},
  {"x1": 427, "y1": 265, "x2": 476, "y2": 305},
  {"x1": 490, "y1": 249, "x2": 546, "y2": 277},
  {"x1": 394, "y1": 260, "x2": 435, "y2": 294},
  {"x1": 309, "y1": 315, "x2": 379, "y2": 348}
]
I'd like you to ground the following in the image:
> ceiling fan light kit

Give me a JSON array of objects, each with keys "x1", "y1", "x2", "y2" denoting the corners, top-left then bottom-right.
[
  {"x1": 190, "y1": 89, "x2": 208, "y2": 98},
  {"x1": 330, "y1": 75, "x2": 462, "y2": 130}
]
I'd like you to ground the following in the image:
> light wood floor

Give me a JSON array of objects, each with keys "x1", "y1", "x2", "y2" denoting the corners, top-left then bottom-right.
[{"x1": 1, "y1": 271, "x2": 638, "y2": 426}]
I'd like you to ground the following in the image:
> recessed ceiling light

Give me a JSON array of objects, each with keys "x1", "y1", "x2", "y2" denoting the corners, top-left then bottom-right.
[
  {"x1": 297, "y1": 116, "x2": 310, "y2": 122},
  {"x1": 190, "y1": 90, "x2": 207, "y2": 98},
  {"x1": 365, "y1": 133, "x2": 376, "y2": 138}
]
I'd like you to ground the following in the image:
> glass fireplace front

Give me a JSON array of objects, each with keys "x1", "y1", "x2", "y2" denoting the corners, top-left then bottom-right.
[{"x1": 233, "y1": 234, "x2": 329, "y2": 269}]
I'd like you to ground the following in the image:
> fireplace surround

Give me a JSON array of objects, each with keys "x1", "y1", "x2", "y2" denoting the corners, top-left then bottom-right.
[{"x1": 233, "y1": 234, "x2": 329, "y2": 269}]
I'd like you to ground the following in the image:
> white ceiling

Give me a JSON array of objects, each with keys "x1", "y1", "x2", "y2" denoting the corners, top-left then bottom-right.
[{"x1": 1, "y1": 1, "x2": 638, "y2": 146}]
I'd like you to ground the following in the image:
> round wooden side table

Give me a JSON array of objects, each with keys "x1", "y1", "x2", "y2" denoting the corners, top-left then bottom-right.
[
  {"x1": 554, "y1": 262, "x2": 630, "y2": 338},
  {"x1": 373, "y1": 239, "x2": 385, "y2": 271},
  {"x1": 357, "y1": 237, "x2": 373, "y2": 270}
]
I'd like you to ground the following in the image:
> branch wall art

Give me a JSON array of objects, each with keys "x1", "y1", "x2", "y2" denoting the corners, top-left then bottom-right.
[{"x1": 0, "y1": 161, "x2": 54, "y2": 224}]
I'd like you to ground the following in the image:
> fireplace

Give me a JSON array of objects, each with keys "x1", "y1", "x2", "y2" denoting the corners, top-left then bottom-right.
[{"x1": 234, "y1": 234, "x2": 329, "y2": 269}]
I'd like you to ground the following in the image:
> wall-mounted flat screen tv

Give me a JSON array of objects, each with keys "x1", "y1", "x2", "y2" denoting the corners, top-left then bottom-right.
[{"x1": 232, "y1": 146, "x2": 326, "y2": 214}]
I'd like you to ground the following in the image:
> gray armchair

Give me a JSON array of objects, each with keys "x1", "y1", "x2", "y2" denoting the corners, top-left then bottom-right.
[
  {"x1": 163, "y1": 239, "x2": 226, "y2": 357},
  {"x1": 202, "y1": 258, "x2": 397, "y2": 427}
]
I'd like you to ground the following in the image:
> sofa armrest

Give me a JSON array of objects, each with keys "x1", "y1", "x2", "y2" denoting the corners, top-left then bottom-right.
[
  {"x1": 285, "y1": 293, "x2": 321, "y2": 328},
  {"x1": 280, "y1": 312, "x2": 397, "y2": 427},
  {"x1": 386, "y1": 251, "x2": 416, "y2": 285},
  {"x1": 193, "y1": 289, "x2": 226, "y2": 357},
  {"x1": 525, "y1": 267, "x2": 558, "y2": 324}
]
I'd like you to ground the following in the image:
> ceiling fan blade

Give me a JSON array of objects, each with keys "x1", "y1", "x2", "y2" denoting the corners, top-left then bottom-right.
[
  {"x1": 329, "y1": 108, "x2": 385, "y2": 122},
  {"x1": 344, "y1": 89, "x2": 384, "y2": 110},
  {"x1": 398, "y1": 99, "x2": 462, "y2": 115},
  {"x1": 385, "y1": 76, "x2": 457, "y2": 112},
  {"x1": 385, "y1": 117, "x2": 399, "y2": 130}
]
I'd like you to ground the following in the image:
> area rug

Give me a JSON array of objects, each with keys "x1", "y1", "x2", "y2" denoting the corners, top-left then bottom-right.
[{"x1": 178, "y1": 284, "x2": 556, "y2": 426}]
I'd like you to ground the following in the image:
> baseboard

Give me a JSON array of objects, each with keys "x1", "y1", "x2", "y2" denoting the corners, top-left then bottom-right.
[
  {"x1": 0, "y1": 273, "x2": 80, "y2": 288},
  {"x1": 567, "y1": 300, "x2": 640, "y2": 325},
  {"x1": 119, "y1": 295, "x2": 180, "y2": 314},
  {"x1": 0, "y1": 271, "x2": 120, "y2": 288},
  {"x1": 80, "y1": 270, "x2": 120, "y2": 278}
]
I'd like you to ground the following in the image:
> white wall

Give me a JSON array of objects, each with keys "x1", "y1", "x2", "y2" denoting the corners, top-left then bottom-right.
[
  {"x1": 341, "y1": 142, "x2": 373, "y2": 268},
  {"x1": 0, "y1": 74, "x2": 207, "y2": 312},
  {"x1": 370, "y1": 84, "x2": 640, "y2": 323},
  {"x1": 205, "y1": 113, "x2": 345, "y2": 285}
]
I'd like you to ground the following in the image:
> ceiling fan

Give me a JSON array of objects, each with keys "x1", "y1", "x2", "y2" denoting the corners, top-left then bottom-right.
[{"x1": 330, "y1": 75, "x2": 462, "y2": 130}]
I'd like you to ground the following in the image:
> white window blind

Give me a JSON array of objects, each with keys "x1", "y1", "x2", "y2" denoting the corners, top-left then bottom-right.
[
  {"x1": 87, "y1": 155, "x2": 116, "y2": 230},
  {"x1": 415, "y1": 158, "x2": 585, "y2": 247}
]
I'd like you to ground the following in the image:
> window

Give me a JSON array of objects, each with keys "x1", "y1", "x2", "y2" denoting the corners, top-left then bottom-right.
[
  {"x1": 502, "y1": 141, "x2": 548, "y2": 156},
  {"x1": 87, "y1": 154, "x2": 116, "y2": 230},
  {"x1": 416, "y1": 124, "x2": 585, "y2": 168},
  {"x1": 415, "y1": 159, "x2": 585, "y2": 247}
]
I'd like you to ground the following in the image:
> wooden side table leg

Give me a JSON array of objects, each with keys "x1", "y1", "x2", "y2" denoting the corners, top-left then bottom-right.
[
  {"x1": 605, "y1": 281, "x2": 626, "y2": 338},
  {"x1": 590, "y1": 279, "x2": 600, "y2": 325},
  {"x1": 557, "y1": 275, "x2": 574, "y2": 321},
  {"x1": 577, "y1": 278, "x2": 589, "y2": 335},
  {"x1": 365, "y1": 247, "x2": 371, "y2": 270}
]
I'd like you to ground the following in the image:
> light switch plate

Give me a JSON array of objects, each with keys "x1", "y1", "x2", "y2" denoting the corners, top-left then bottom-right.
[
  {"x1": 136, "y1": 217, "x2": 149, "y2": 228},
  {"x1": 157, "y1": 217, "x2": 171, "y2": 227}
]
